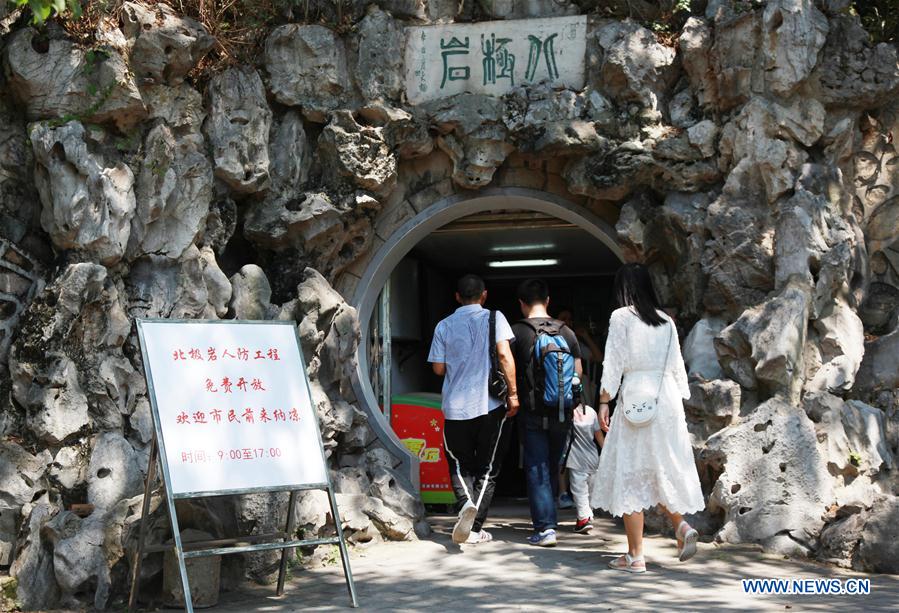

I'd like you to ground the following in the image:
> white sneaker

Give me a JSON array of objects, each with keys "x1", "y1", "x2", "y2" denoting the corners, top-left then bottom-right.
[
  {"x1": 527, "y1": 529, "x2": 557, "y2": 547},
  {"x1": 465, "y1": 529, "x2": 494, "y2": 544},
  {"x1": 452, "y1": 501, "x2": 478, "y2": 544}
]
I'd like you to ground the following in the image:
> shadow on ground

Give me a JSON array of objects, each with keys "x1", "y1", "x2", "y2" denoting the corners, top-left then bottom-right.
[{"x1": 196, "y1": 503, "x2": 899, "y2": 612}]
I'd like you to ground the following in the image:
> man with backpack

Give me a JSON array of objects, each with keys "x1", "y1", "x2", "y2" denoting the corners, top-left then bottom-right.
[
  {"x1": 512, "y1": 279, "x2": 583, "y2": 546},
  {"x1": 429, "y1": 274, "x2": 519, "y2": 545}
]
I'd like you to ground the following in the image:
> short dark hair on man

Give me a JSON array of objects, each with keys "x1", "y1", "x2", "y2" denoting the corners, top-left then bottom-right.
[
  {"x1": 457, "y1": 274, "x2": 486, "y2": 300},
  {"x1": 517, "y1": 278, "x2": 549, "y2": 306}
]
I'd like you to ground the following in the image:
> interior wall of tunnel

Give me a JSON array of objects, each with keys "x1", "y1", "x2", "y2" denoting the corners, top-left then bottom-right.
[{"x1": 345, "y1": 188, "x2": 624, "y2": 490}]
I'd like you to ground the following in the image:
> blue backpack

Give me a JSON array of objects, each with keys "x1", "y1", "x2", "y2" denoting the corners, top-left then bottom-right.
[{"x1": 521, "y1": 319, "x2": 576, "y2": 422}]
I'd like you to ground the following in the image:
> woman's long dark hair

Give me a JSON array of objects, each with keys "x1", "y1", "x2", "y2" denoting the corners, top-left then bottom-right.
[{"x1": 613, "y1": 263, "x2": 666, "y2": 326}]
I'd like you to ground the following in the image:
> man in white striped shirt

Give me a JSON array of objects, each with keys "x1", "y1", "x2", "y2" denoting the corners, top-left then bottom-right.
[{"x1": 428, "y1": 274, "x2": 519, "y2": 545}]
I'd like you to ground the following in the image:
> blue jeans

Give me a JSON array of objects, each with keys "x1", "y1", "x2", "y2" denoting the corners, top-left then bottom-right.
[{"x1": 521, "y1": 412, "x2": 569, "y2": 532}]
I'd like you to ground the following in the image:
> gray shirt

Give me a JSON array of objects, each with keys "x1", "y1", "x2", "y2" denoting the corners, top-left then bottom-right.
[
  {"x1": 428, "y1": 304, "x2": 514, "y2": 421},
  {"x1": 566, "y1": 405, "x2": 601, "y2": 472}
]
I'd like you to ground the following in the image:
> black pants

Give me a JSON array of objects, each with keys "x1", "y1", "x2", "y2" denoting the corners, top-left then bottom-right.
[{"x1": 443, "y1": 407, "x2": 510, "y2": 532}]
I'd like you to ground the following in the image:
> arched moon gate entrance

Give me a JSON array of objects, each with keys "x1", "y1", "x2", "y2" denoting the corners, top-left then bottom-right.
[{"x1": 350, "y1": 187, "x2": 624, "y2": 489}]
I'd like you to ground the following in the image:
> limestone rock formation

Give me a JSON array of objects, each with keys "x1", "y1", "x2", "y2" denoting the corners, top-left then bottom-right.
[
  {"x1": 264, "y1": 24, "x2": 349, "y2": 122},
  {"x1": 292, "y1": 268, "x2": 362, "y2": 390},
  {"x1": 683, "y1": 318, "x2": 726, "y2": 380},
  {"x1": 806, "y1": 299, "x2": 865, "y2": 394},
  {"x1": 245, "y1": 190, "x2": 378, "y2": 284},
  {"x1": 854, "y1": 325, "x2": 899, "y2": 398},
  {"x1": 718, "y1": 97, "x2": 824, "y2": 204},
  {"x1": 679, "y1": 17, "x2": 716, "y2": 110},
  {"x1": 268, "y1": 109, "x2": 310, "y2": 197},
  {"x1": 127, "y1": 245, "x2": 232, "y2": 319},
  {"x1": 760, "y1": 0, "x2": 829, "y2": 97},
  {"x1": 121, "y1": 1, "x2": 214, "y2": 85},
  {"x1": 593, "y1": 19, "x2": 676, "y2": 112},
  {"x1": 318, "y1": 111, "x2": 398, "y2": 196},
  {"x1": 704, "y1": 398, "x2": 833, "y2": 555},
  {"x1": 426, "y1": 94, "x2": 514, "y2": 188},
  {"x1": 701, "y1": 196, "x2": 775, "y2": 316},
  {"x1": 127, "y1": 124, "x2": 213, "y2": 260},
  {"x1": 141, "y1": 82, "x2": 206, "y2": 132},
  {"x1": 715, "y1": 277, "x2": 811, "y2": 403},
  {"x1": 353, "y1": 7, "x2": 405, "y2": 101},
  {"x1": 10, "y1": 263, "x2": 133, "y2": 442},
  {"x1": 0, "y1": 238, "x2": 43, "y2": 379},
  {"x1": 813, "y1": 15, "x2": 899, "y2": 107},
  {"x1": 229, "y1": 264, "x2": 276, "y2": 320},
  {"x1": 86, "y1": 433, "x2": 144, "y2": 510},
  {"x1": 10, "y1": 501, "x2": 62, "y2": 610},
  {"x1": 684, "y1": 379, "x2": 741, "y2": 442},
  {"x1": 0, "y1": 95, "x2": 44, "y2": 251},
  {"x1": 30, "y1": 121, "x2": 136, "y2": 266},
  {"x1": 4, "y1": 27, "x2": 146, "y2": 131},
  {"x1": 1, "y1": 0, "x2": 898, "y2": 605},
  {"x1": 819, "y1": 495, "x2": 899, "y2": 573},
  {"x1": 203, "y1": 67, "x2": 271, "y2": 195},
  {"x1": 0, "y1": 442, "x2": 51, "y2": 565},
  {"x1": 43, "y1": 497, "x2": 136, "y2": 610}
]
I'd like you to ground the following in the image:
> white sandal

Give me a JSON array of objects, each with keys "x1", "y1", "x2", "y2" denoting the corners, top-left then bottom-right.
[
  {"x1": 608, "y1": 553, "x2": 646, "y2": 573},
  {"x1": 676, "y1": 521, "x2": 699, "y2": 562}
]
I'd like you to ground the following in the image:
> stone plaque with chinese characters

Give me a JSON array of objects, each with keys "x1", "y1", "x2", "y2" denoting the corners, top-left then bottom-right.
[{"x1": 404, "y1": 15, "x2": 587, "y2": 104}]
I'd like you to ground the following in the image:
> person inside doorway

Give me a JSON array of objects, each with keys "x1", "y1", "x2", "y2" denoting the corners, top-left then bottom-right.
[
  {"x1": 554, "y1": 306, "x2": 603, "y2": 511},
  {"x1": 428, "y1": 274, "x2": 519, "y2": 545},
  {"x1": 565, "y1": 383, "x2": 605, "y2": 534},
  {"x1": 512, "y1": 279, "x2": 582, "y2": 547},
  {"x1": 556, "y1": 306, "x2": 604, "y2": 403}
]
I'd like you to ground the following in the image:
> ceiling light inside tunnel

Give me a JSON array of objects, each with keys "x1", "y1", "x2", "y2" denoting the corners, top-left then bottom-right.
[
  {"x1": 490, "y1": 243, "x2": 556, "y2": 253},
  {"x1": 488, "y1": 258, "x2": 560, "y2": 268}
]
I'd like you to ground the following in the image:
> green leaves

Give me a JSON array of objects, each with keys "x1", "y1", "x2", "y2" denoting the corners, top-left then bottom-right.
[
  {"x1": 674, "y1": 0, "x2": 692, "y2": 14},
  {"x1": 9, "y1": 0, "x2": 83, "y2": 25}
]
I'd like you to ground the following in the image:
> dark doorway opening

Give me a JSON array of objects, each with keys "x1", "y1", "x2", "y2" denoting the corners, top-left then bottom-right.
[{"x1": 372, "y1": 210, "x2": 621, "y2": 499}]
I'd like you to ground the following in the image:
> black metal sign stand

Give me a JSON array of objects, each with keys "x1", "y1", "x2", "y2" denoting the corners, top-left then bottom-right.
[{"x1": 127, "y1": 319, "x2": 358, "y2": 612}]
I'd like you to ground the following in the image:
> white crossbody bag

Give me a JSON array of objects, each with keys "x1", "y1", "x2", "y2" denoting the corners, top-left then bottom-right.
[{"x1": 621, "y1": 321, "x2": 673, "y2": 428}]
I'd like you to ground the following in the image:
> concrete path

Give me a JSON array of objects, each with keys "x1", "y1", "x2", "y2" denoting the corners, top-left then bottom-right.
[{"x1": 211, "y1": 503, "x2": 899, "y2": 612}]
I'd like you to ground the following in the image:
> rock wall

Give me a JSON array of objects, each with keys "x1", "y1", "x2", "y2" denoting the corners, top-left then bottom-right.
[{"x1": 0, "y1": 0, "x2": 898, "y2": 608}]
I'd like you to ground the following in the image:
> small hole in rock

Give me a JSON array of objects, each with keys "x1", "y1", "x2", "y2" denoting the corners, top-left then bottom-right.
[
  {"x1": 31, "y1": 35, "x2": 50, "y2": 54},
  {"x1": 731, "y1": 484, "x2": 741, "y2": 494},
  {"x1": 0, "y1": 300, "x2": 17, "y2": 318},
  {"x1": 780, "y1": 463, "x2": 787, "y2": 472},
  {"x1": 738, "y1": 506, "x2": 752, "y2": 515},
  {"x1": 762, "y1": 441, "x2": 775, "y2": 454},
  {"x1": 754, "y1": 420, "x2": 772, "y2": 432},
  {"x1": 97, "y1": 468, "x2": 111, "y2": 478},
  {"x1": 769, "y1": 9, "x2": 784, "y2": 31}
]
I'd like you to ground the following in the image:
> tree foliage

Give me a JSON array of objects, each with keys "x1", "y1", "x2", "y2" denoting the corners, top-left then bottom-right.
[
  {"x1": 9, "y1": 0, "x2": 82, "y2": 24},
  {"x1": 853, "y1": 0, "x2": 899, "y2": 45}
]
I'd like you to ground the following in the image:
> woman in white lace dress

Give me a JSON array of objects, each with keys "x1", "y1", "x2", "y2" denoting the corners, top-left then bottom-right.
[{"x1": 591, "y1": 264, "x2": 704, "y2": 573}]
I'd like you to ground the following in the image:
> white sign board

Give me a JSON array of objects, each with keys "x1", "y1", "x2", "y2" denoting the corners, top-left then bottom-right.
[
  {"x1": 138, "y1": 321, "x2": 327, "y2": 496},
  {"x1": 404, "y1": 15, "x2": 587, "y2": 104}
]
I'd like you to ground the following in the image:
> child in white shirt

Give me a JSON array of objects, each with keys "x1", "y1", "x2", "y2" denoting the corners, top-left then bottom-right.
[{"x1": 565, "y1": 403, "x2": 605, "y2": 532}]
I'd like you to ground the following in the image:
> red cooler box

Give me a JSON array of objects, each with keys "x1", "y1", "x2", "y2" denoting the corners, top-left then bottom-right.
[{"x1": 389, "y1": 393, "x2": 455, "y2": 505}]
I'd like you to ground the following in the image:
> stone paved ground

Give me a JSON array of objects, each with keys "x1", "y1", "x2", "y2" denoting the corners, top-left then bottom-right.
[{"x1": 207, "y1": 503, "x2": 899, "y2": 612}]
